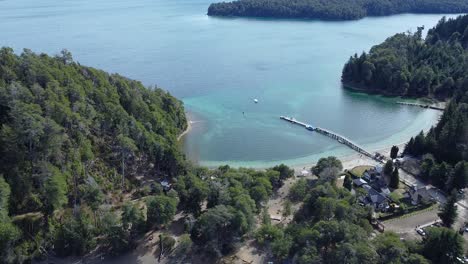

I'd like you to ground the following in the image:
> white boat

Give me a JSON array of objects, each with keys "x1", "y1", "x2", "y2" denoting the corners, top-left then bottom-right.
[{"x1": 254, "y1": 98, "x2": 258, "y2": 103}]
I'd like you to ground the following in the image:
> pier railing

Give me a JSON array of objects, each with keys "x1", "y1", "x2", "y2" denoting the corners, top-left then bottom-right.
[
  {"x1": 396, "y1": 102, "x2": 444, "y2": 111},
  {"x1": 280, "y1": 116, "x2": 373, "y2": 158}
]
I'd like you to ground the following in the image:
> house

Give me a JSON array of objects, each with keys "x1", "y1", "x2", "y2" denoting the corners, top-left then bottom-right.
[
  {"x1": 367, "y1": 188, "x2": 388, "y2": 210},
  {"x1": 363, "y1": 172, "x2": 371, "y2": 182},
  {"x1": 358, "y1": 184, "x2": 389, "y2": 211},
  {"x1": 407, "y1": 185, "x2": 431, "y2": 205},
  {"x1": 380, "y1": 187, "x2": 391, "y2": 196},
  {"x1": 353, "y1": 178, "x2": 368, "y2": 187}
]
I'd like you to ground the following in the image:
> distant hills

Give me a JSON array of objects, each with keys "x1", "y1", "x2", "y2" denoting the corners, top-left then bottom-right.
[{"x1": 208, "y1": 0, "x2": 468, "y2": 21}]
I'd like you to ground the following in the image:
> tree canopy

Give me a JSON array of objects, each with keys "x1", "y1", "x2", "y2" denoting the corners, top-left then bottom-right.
[
  {"x1": 0, "y1": 48, "x2": 187, "y2": 262},
  {"x1": 342, "y1": 15, "x2": 468, "y2": 99},
  {"x1": 208, "y1": 0, "x2": 468, "y2": 21}
]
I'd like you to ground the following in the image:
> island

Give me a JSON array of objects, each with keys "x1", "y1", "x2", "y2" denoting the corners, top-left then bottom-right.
[{"x1": 207, "y1": 0, "x2": 468, "y2": 21}]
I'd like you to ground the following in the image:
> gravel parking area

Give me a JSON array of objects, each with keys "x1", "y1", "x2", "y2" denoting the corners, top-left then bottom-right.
[{"x1": 383, "y1": 207, "x2": 439, "y2": 240}]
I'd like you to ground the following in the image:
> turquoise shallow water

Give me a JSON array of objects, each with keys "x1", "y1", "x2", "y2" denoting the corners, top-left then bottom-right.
[{"x1": 0, "y1": 0, "x2": 455, "y2": 167}]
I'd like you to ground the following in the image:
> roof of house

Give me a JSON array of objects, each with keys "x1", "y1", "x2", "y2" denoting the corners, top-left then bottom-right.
[
  {"x1": 368, "y1": 188, "x2": 387, "y2": 204},
  {"x1": 409, "y1": 185, "x2": 431, "y2": 203},
  {"x1": 381, "y1": 187, "x2": 391, "y2": 196},
  {"x1": 375, "y1": 166, "x2": 383, "y2": 174},
  {"x1": 353, "y1": 178, "x2": 367, "y2": 186}
]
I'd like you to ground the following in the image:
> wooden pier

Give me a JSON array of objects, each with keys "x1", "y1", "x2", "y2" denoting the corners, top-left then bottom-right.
[
  {"x1": 280, "y1": 116, "x2": 373, "y2": 158},
  {"x1": 396, "y1": 102, "x2": 444, "y2": 111}
]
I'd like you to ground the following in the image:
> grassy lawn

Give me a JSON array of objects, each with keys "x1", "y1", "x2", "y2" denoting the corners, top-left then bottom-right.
[{"x1": 349, "y1": 165, "x2": 373, "y2": 177}]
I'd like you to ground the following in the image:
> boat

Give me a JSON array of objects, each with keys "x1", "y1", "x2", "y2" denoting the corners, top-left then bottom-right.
[
  {"x1": 254, "y1": 98, "x2": 258, "y2": 103},
  {"x1": 338, "y1": 139, "x2": 344, "y2": 144}
]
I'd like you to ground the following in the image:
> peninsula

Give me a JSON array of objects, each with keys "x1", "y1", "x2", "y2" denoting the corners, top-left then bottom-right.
[{"x1": 208, "y1": 0, "x2": 468, "y2": 21}]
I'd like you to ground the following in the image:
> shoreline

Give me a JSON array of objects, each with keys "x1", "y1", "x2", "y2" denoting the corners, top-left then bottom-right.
[
  {"x1": 182, "y1": 105, "x2": 441, "y2": 171},
  {"x1": 291, "y1": 141, "x2": 408, "y2": 172},
  {"x1": 177, "y1": 113, "x2": 192, "y2": 141}
]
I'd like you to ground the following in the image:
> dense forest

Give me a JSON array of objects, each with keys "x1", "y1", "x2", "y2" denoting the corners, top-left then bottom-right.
[
  {"x1": 254, "y1": 158, "x2": 464, "y2": 263},
  {"x1": 342, "y1": 15, "x2": 468, "y2": 99},
  {"x1": 207, "y1": 0, "x2": 468, "y2": 21},
  {"x1": 404, "y1": 93, "x2": 468, "y2": 192},
  {"x1": 0, "y1": 48, "x2": 187, "y2": 262}
]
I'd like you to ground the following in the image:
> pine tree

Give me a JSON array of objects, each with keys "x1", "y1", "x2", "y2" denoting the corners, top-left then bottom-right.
[
  {"x1": 343, "y1": 174, "x2": 353, "y2": 191},
  {"x1": 390, "y1": 167, "x2": 399, "y2": 189},
  {"x1": 452, "y1": 161, "x2": 467, "y2": 190},
  {"x1": 384, "y1": 160, "x2": 394, "y2": 176},
  {"x1": 438, "y1": 192, "x2": 458, "y2": 227},
  {"x1": 390, "y1": 145, "x2": 399, "y2": 159}
]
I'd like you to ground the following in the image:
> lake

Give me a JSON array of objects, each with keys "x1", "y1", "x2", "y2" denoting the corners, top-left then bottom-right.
[{"x1": 0, "y1": 0, "x2": 454, "y2": 167}]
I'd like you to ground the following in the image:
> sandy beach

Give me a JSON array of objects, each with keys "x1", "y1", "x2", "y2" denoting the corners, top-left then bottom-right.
[
  {"x1": 290, "y1": 142, "x2": 407, "y2": 173},
  {"x1": 177, "y1": 113, "x2": 192, "y2": 141}
]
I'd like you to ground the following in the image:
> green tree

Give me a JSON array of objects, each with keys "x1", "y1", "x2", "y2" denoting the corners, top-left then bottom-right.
[
  {"x1": 390, "y1": 167, "x2": 400, "y2": 189},
  {"x1": 116, "y1": 134, "x2": 137, "y2": 190},
  {"x1": 390, "y1": 145, "x2": 399, "y2": 159},
  {"x1": 0, "y1": 176, "x2": 11, "y2": 220},
  {"x1": 255, "y1": 224, "x2": 283, "y2": 245},
  {"x1": 452, "y1": 161, "x2": 467, "y2": 190},
  {"x1": 43, "y1": 165, "x2": 68, "y2": 216},
  {"x1": 384, "y1": 160, "x2": 394, "y2": 176},
  {"x1": 101, "y1": 211, "x2": 131, "y2": 254},
  {"x1": 82, "y1": 184, "x2": 104, "y2": 226},
  {"x1": 121, "y1": 202, "x2": 144, "y2": 233},
  {"x1": 174, "y1": 233, "x2": 193, "y2": 257},
  {"x1": 271, "y1": 237, "x2": 292, "y2": 261},
  {"x1": 312, "y1": 156, "x2": 343, "y2": 176},
  {"x1": 0, "y1": 221, "x2": 20, "y2": 262},
  {"x1": 283, "y1": 200, "x2": 292, "y2": 217},
  {"x1": 407, "y1": 254, "x2": 430, "y2": 264},
  {"x1": 191, "y1": 205, "x2": 244, "y2": 256},
  {"x1": 146, "y1": 195, "x2": 178, "y2": 227},
  {"x1": 175, "y1": 174, "x2": 208, "y2": 216},
  {"x1": 0, "y1": 176, "x2": 20, "y2": 262},
  {"x1": 373, "y1": 232, "x2": 407, "y2": 263},
  {"x1": 438, "y1": 192, "x2": 458, "y2": 227},
  {"x1": 289, "y1": 178, "x2": 308, "y2": 202},
  {"x1": 54, "y1": 211, "x2": 96, "y2": 256},
  {"x1": 343, "y1": 174, "x2": 352, "y2": 191},
  {"x1": 271, "y1": 164, "x2": 294, "y2": 187},
  {"x1": 422, "y1": 227, "x2": 464, "y2": 264}
]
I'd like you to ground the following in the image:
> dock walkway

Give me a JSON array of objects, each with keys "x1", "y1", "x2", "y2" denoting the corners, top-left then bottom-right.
[
  {"x1": 280, "y1": 116, "x2": 373, "y2": 158},
  {"x1": 396, "y1": 102, "x2": 444, "y2": 111}
]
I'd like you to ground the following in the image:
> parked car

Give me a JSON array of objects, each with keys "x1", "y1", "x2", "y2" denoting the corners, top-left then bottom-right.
[{"x1": 416, "y1": 228, "x2": 426, "y2": 236}]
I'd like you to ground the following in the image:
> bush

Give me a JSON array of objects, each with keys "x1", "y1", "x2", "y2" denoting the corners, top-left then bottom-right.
[{"x1": 289, "y1": 179, "x2": 308, "y2": 202}]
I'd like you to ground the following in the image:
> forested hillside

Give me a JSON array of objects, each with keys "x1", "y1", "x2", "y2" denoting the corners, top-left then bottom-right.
[
  {"x1": 342, "y1": 15, "x2": 468, "y2": 99},
  {"x1": 0, "y1": 48, "x2": 187, "y2": 261},
  {"x1": 342, "y1": 15, "x2": 468, "y2": 192},
  {"x1": 404, "y1": 93, "x2": 468, "y2": 192},
  {"x1": 208, "y1": 0, "x2": 468, "y2": 21}
]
